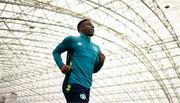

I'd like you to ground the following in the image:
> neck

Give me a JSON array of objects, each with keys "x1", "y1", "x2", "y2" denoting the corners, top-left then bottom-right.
[{"x1": 80, "y1": 33, "x2": 91, "y2": 41}]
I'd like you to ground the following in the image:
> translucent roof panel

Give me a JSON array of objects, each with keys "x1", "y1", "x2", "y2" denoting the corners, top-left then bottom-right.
[{"x1": 0, "y1": 0, "x2": 180, "y2": 103}]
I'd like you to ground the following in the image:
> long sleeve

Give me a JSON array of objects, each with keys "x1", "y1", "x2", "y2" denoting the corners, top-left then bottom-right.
[
  {"x1": 52, "y1": 36, "x2": 72, "y2": 69},
  {"x1": 93, "y1": 53, "x2": 104, "y2": 73}
]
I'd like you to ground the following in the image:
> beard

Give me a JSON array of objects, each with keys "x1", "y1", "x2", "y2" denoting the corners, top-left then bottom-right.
[
  {"x1": 81, "y1": 29, "x2": 94, "y2": 36},
  {"x1": 88, "y1": 29, "x2": 94, "y2": 36}
]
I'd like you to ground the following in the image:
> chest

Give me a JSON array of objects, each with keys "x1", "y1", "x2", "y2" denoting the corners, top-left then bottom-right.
[{"x1": 72, "y1": 40, "x2": 99, "y2": 58}]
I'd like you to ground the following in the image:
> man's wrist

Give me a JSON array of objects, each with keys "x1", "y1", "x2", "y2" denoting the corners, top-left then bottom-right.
[
  {"x1": 60, "y1": 64, "x2": 65, "y2": 69},
  {"x1": 99, "y1": 59, "x2": 104, "y2": 63}
]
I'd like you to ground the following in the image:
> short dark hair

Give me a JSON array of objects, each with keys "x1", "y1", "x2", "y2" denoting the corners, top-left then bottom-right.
[{"x1": 77, "y1": 19, "x2": 90, "y2": 32}]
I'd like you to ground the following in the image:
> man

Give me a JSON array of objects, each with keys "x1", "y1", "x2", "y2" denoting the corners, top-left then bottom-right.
[{"x1": 52, "y1": 19, "x2": 105, "y2": 103}]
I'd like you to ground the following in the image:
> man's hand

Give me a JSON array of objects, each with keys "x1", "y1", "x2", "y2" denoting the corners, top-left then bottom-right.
[
  {"x1": 99, "y1": 52, "x2": 105, "y2": 63},
  {"x1": 60, "y1": 65, "x2": 71, "y2": 74}
]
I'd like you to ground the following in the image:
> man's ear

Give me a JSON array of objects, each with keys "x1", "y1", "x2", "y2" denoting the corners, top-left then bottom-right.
[{"x1": 79, "y1": 27, "x2": 84, "y2": 33}]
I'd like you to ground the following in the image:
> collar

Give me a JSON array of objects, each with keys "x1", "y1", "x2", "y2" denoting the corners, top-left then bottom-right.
[{"x1": 80, "y1": 33, "x2": 91, "y2": 41}]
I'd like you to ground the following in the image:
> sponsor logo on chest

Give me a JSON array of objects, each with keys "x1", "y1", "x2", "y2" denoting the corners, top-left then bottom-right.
[{"x1": 77, "y1": 42, "x2": 82, "y2": 46}]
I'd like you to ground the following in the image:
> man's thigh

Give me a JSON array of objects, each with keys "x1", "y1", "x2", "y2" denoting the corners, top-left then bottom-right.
[{"x1": 69, "y1": 84, "x2": 89, "y2": 103}]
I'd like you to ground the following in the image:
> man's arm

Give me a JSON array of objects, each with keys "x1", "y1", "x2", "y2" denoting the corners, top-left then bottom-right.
[
  {"x1": 52, "y1": 36, "x2": 72, "y2": 73},
  {"x1": 93, "y1": 52, "x2": 105, "y2": 73}
]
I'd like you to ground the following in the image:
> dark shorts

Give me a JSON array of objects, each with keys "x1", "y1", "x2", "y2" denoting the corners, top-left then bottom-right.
[{"x1": 63, "y1": 74, "x2": 90, "y2": 103}]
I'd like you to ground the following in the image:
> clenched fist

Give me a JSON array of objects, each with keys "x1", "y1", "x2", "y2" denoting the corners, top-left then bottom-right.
[
  {"x1": 60, "y1": 65, "x2": 71, "y2": 74},
  {"x1": 99, "y1": 52, "x2": 105, "y2": 63}
]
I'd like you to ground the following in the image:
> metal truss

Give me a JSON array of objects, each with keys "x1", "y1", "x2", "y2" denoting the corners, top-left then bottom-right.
[
  {"x1": 0, "y1": 0, "x2": 173, "y2": 101},
  {"x1": 77, "y1": 0, "x2": 178, "y2": 102},
  {"x1": 139, "y1": 1, "x2": 180, "y2": 82},
  {"x1": 0, "y1": 0, "x2": 179, "y2": 103},
  {"x1": 141, "y1": 0, "x2": 180, "y2": 47}
]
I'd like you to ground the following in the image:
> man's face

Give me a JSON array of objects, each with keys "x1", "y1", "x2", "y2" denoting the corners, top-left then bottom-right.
[{"x1": 80, "y1": 20, "x2": 94, "y2": 36}]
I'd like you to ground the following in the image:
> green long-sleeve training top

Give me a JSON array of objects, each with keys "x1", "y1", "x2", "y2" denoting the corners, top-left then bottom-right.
[{"x1": 52, "y1": 33, "x2": 104, "y2": 88}]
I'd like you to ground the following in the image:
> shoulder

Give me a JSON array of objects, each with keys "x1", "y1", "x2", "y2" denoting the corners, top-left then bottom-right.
[
  {"x1": 91, "y1": 41, "x2": 99, "y2": 47},
  {"x1": 64, "y1": 35, "x2": 73, "y2": 40},
  {"x1": 92, "y1": 42, "x2": 99, "y2": 48},
  {"x1": 91, "y1": 42, "x2": 100, "y2": 52},
  {"x1": 64, "y1": 35, "x2": 77, "y2": 42}
]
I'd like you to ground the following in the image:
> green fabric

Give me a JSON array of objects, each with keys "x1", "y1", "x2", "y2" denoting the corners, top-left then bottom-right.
[{"x1": 52, "y1": 34, "x2": 104, "y2": 88}]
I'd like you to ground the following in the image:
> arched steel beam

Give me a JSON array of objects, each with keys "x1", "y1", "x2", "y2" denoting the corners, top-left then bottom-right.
[
  {"x1": 140, "y1": 0, "x2": 180, "y2": 81},
  {"x1": 0, "y1": 17, "x2": 74, "y2": 30},
  {"x1": 78, "y1": 0, "x2": 176, "y2": 102},
  {"x1": 79, "y1": 0, "x2": 180, "y2": 82},
  {"x1": 0, "y1": 0, "x2": 175, "y2": 102},
  {"x1": 140, "y1": 0, "x2": 179, "y2": 47}
]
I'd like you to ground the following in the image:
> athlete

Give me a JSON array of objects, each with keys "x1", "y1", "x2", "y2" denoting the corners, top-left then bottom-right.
[{"x1": 52, "y1": 19, "x2": 105, "y2": 103}]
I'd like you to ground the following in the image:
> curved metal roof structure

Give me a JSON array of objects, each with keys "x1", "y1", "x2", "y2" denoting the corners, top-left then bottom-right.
[{"x1": 0, "y1": 0, "x2": 180, "y2": 103}]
